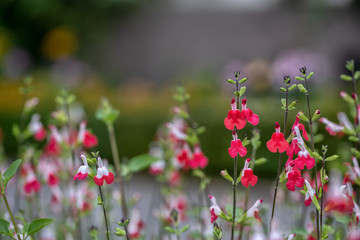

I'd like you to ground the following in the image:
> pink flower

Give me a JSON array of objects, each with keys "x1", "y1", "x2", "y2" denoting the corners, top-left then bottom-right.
[
  {"x1": 24, "y1": 173, "x2": 41, "y2": 194},
  {"x1": 149, "y1": 160, "x2": 165, "y2": 175},
  {"x1": 208, "y1": 195, "x2": 221, "y2": 223},
  {"x1": 292, "y1": 115, "x2": 309, "y2": 141},
  {"x1": 176, "y1": 145, "x2": 192, "y2": 170},
  {"x1": 267, "y1": 122, "x2": 289, "y2": 153},
  {"x1": 94, "y1": 157, "x2": 114, "y2": 186},
  {"x1": 241, "y1": 158, "x2": 258, "y2": 188},
  {"x1": 319, "y1": 117, "x2": 344, "y2": 136},
  {"x1": 228, "y1": 131, "x2": 247, "y2": 158},
  {"x1": 240, "y1": 98, "x2": 259, "y2": 126},
  {"x1": 73, "y1": 155, "x2": 91, "y2": 180},
  {"x1": 224, "y1": 98, "x2": 246, "y2": 130}
]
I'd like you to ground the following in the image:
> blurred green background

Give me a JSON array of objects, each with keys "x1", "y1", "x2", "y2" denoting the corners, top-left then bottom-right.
[{"x1": 1, "y1": 0, "x2": 360, "y2": 177}]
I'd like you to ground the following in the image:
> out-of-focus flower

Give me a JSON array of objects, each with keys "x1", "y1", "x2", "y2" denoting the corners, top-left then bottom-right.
[
  {"x1": 246, "y1": 199, "x2": 263, "y2": 221},
  {"x1": 28, "y1": 114, "x2": 47, "y2": 141},
  {"x1": 73, "y1": 155, "x2": 91, "y2": 180},
  {"x1": 77, "y1": 121, "x2": 98, "y2": 148},
  {"x1": 209, "y1": 195, "x2": 222, "y2": 223},
  {"x1": 319, "y1": 117, "x2": 344, "y2": 137},
  {"x1": 128, "y1": 209, "x2": 144, "y2": 239}
]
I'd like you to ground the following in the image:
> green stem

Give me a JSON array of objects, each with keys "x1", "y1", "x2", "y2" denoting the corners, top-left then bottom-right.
[
  {"x1": 270, "y1": 84, "x2": 289, "y2": 234},
  {"x1": 231, "y1": 156, "x2": 238, "y2": 240},
  {"x1": 121, "y1": 218, "x2": 130, "y2": 240},
  {"x1": 99, "y1": 186, "x2": 110, "y2": 240},
  {"x1": 3, "y1": 194, "x2": 21, "y2": 240},
  {"x1": 106, "y1": 124, "x2": 128, "y2": 219},
  {"x1": 320, "y1": 151, "x2": 326, "y2": 238},
  {"x1": 304, "y1": 79, "x2": 320, "y2": 240}
]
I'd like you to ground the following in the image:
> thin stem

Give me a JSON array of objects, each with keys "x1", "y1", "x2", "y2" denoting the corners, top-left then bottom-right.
[
  {"x1": 304, "y1": 79, "x2": 320, "y2": 240},
  {"x1": 270, "y1": 84, "x2": 289, "y2": 233},
  {"x1": 231, "y1": 157, "x2": 238, "y2": 240},
  {"x1": 121, "y1": 218, "x2": 130, "y2": 240},
  {"x1": 320, "y1": 151, "x2": 326, "y2": 238},
  {"x1": 107, "y1": 124, "x2": 128, "y2": 219},
  {"x1": 239, "y1": 135, "x2": 258, "y2": 240},
  {"x1": 3, "y1": 194, "x2": 21, "y2": 240},
  {"x1": 98, "y1": 186, "x2": 110, "y2": 240}
]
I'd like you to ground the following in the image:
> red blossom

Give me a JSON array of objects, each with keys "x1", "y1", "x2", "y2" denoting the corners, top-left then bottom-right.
[
  {"x1": 241, "y1": 98, "x2": 259, "y2": 126},
  {"x1": 224, "y1": 98, "x2": 246, "y2": 130},
  {"x1": 292, "y1": 116, "x2": 309, "y2": 141},
  {"x1": 286, "y1": 166, "x2": 304, "y2": 191},
  {"x1": 83, "y1": 131, "x2": 98, "y2": 148},
  {"x1": 241, "y1": 169, "x2": 258, "y2": 188},
  {"x1": 294, "y1": 151, "x2": 315, "y2": 170},
  {"x1": 267, "y1": 122, "x2": 289, "y2": 153},
  {"x1": 228, "y1": 131, "x2": 247, "y2": 158}
]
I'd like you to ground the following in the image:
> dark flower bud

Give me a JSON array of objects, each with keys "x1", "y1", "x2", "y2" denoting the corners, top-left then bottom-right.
[{"x1": 299, "y1": 66, "x2": 307, "y2": 76}]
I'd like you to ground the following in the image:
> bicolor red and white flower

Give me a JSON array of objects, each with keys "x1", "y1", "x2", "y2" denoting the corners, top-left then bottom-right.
[
  {"x1": 149, "y1": 160, "x2": 165, "y2": 175},
  {"x1": 23, "y1": 170, "x2": 41, "y2": 195},
  {"x1": 293, "y1": 127, "x2": 315, "y2": 170},
  {"x1": 304, "y1": 179, "x2": 316, "y2": 207},
  {"x1": 166, "y1": 118, "x2": 187, "y2": 141},
  {"x1": 37, "y1": 158, "x2": 59, "y2": 187},
  {"x1": 325, "y1": 177, "x2": 354, "y2": 214},
  {"x1": 267, "y1": 122, "x2": 289, "y2": 153},
  {"x1": 228, "y1": 130, "x2": 247, "y2": 158},
  {"x1": 94, "y1": 156, "x2": 115, "y2": 186},
  {"x1": 73, "y1": 155, "x2": 91, "y2": 180},
  {"x1": 208, "y1": 195, "x2": 222, "y2": 223},
  {"x1": 319, "y1": 117, "x2": 344, "y2": 137},
  {"x1": 28, "y1": 114, "x2": 46, "y2": 141},
  {"x1": 246, "y1": 199, "x2": 263, "y2": 221},
  {"x1": 128, "y1": 209, "x2": 145, "y2": 238},
  {"x1": 291, "y1": 115, "x2": 309, "y2": 141},
  {"x1": 241, "y1": 158, "x2": 258, "y2": 188},
  {"x1": 77, "y1": 121, "x2": 98, "y2": 148}
]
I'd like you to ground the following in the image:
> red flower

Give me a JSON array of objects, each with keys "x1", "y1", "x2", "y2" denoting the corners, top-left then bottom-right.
[
  {"x1": 286, "y1": 138, "x2": 300, "y2": 165},
  {"x1": 292, "y1": 116, "x2": 309, "y2": 141},
  {"x1": 241, "y1": 169, "x2": 258, "y2": 187},
  {"x1": 294, "y1": 150, "x2": 315, "y2": 170},
  {"x1": 228, "y1": 131, "x2": 247, "y2": 158},
  {"x1": 176, "y1": 148, "x2": 192, "y2": 169},
  {"x1": 240, "y1": 98, "x2": 259, "y2": 126},
  {"x1": 189, "y1": 145, "x2": 208, "y2": 169},
  {"x1": 267, "y1": 122, "x2": 289, "y2": 153},
  {"x1": 224, "y1": 98, "x2": 246, "y2": 130},
  {"x1": 285, "y1": 165, "x2": 304, "y2": 191},
  {"x1": 45, "y1": 137, "x2": 61, "y2": 156},
  {"x1": 24, "y1": 175, "x2": 41, "y2": 194},
  {"x1": 83, "y1": 131, "x2": 98, "y2": 148}
]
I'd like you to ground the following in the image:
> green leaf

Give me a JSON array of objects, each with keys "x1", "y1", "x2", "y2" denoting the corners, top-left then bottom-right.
[
  {"x1": 288, "y1": 100, "x2": 297, "y2": 108},
  {"x1": 0, "y1": 219, "x2": 10, "y2": 234},
  {"x1": 325, "y1": 155, "x2": 339, "y2": 162},
  {"x1": 12, "y1": 124, "x2": 20, "y2": 139},
  {"x1": 348, "y1": 136, "x2": 359, "y2": 142},
  {"x1": 354, "y1": 71, "x2": 360, "y2": 81},
  {"x1": 281, "y1": 98, "x2": 286, "y2": 107},
  {"x1": 254, "y1": 158, "x2": 267, "y2": 165},
  {"x1": 180, "y1": 225, "x2": 190, "y2": 233},
  {"x1": 297, "y1": 84, "x2": 307, "y2": 94},
  {"x1": 295, "y1": 76, "x2": 305, "y2": 81},
  {"x1": 346, "y1": 60, "x2": 354, "y2": 72},
  {"x1": 3, "y1": 159, "x2": 22, "y2": 188},
  {"x1": 227, "y1": 79, "x2": 236, "y2": 84},
  {"x1": 239, "y1": 77, "x2": 248, "y2": 83},
  {"x1": 242, "y1": 137, "x2": 250, "y2": 147},
  {"x1": 27, "y1": 218, "x2": 54, "y2": 235},
  {"x1": 333, "y1": 212, "x2": 350, "y2": 225},
  {"x1": 312, "y1": 151, "x2": 322, "y2": 161},
  {"x1": 115, "y1": 227, "x2": 126, "y2": 236},
  {"x1": 340, "y1": 74, "x2": 352, "y2": 81},
  {"x1": 220, "y1": 169, "x2": 234, "y2": 183},
  {"x1": 128, "y1": 154, "x2": 158, "y2": 173},
  {"x1": 239, "y1": 86, "x2": 246, "y2": 97},
  {"x1": 164, "y1": 226, "x2": 177, "y2": 234},
  {"x1": 306, "y1": 72, "x2": 314, "y2": 79},
  {"x1": 288, "y1": 84, "x2": 297, "y2": 91},
  {"x1": 95, "y1": 98, "x2": 120, "y2": 125}
]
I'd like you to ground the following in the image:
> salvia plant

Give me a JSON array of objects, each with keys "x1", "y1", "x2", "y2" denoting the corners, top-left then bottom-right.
[{"x1": 1, "y1": 60, "x2": 360, "y2": 240}]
